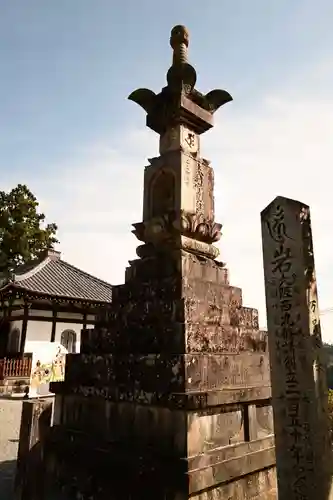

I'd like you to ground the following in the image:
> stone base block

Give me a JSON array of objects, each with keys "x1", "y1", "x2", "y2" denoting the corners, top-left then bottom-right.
[
  {"x1": 59, "y1": 352, "x2": 270, "y2": 399},
  {"x1": 53, "y1": 394, "x2": 273, "y2": 453},
  {"x1": 44, "y1": 425, "x2": 276, "y2": 499}
]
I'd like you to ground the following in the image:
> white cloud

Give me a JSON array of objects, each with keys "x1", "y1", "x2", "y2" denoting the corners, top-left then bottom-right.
[{"x1": 7, "y1": 76, "x2": 333, "y2": 342}]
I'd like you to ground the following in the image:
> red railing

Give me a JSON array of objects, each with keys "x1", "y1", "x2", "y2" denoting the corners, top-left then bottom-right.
[{"x1": 0, "y1": 353, "x2": 32, "y2": 380}]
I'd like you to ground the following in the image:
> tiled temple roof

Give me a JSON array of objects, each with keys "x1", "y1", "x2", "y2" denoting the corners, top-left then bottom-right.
[{"x1": 0, "y1": 250, "x2": 112, "y2": 304}]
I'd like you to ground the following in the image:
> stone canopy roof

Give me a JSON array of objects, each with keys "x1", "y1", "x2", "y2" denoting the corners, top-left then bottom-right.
[{"x1": 0, "y1": 249, "x2": 113, "y2": 304}]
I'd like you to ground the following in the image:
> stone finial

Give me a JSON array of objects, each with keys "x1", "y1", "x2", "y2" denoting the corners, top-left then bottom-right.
[
  {"x1": 128, "y1": 24, "x2": 233, "y2": 135},
  {"x1": 166, "y1": 25, "x2": 196, "y2": 93},
  {"x1": 170, "y1": 25, "x2": 189, "y2": 65},
  {"x1": 170, "y1": 25, "x2": 189, "y2": 49}
]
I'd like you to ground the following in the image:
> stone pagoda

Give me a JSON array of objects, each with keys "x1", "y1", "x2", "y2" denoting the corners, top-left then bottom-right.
[{"x1": 49, "y1": 25, "x2": 276, "y2": 500}]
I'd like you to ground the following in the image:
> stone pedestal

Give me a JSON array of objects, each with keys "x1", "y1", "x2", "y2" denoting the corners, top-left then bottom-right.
[
  {"x1": 50, "y1": 251, "x2": 275, "y2": 499},
  {"x1": 45, "y1": 25, "x2": 277, "y2": 499}
]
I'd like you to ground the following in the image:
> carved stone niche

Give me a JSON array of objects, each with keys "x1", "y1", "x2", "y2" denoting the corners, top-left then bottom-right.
[{"x1": 149, "y1": 169, "x2": 176, "y2": 218}]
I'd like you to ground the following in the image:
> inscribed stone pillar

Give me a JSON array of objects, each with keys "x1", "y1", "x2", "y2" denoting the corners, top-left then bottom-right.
[{"x1": 261, "y1": 196, "x2": 332, "y2": 499}]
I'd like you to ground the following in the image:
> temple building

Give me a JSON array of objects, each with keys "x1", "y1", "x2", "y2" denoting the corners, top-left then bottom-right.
[{"x1": 0, "y1": 249, "x2": 112, "y2": 393}]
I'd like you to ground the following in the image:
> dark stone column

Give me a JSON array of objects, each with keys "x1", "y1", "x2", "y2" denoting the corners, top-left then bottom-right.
[
  {"x1": 15, "y1": 398, "x2": 54, "y2": 499},
  {"x1": 19, "y1": 303, "x2": 29, "y2": 354}
]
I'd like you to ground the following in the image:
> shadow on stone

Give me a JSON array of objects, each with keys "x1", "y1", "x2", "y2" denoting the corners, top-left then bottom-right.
[{"x1": 0, "y1": 459, "x2": 17, "y2": 500}]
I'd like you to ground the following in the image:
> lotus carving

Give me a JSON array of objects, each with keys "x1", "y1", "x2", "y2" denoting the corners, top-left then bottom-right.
[{"x1": 132, "y1": 210, "x2": 222, "y2": 245}]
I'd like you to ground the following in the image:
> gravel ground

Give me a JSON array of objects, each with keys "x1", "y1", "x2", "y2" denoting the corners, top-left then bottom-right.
[{"x1": 0, "y1": 398, "x2": 23, "y2": 499}]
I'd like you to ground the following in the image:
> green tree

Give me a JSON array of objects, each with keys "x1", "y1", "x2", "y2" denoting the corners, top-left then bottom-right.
[
  {"x1": 0, "y1": 184, "x2": 59, "y2": 275},
  {"x1": 324, "y1": 343, "x2": 333, "y2": 389}
]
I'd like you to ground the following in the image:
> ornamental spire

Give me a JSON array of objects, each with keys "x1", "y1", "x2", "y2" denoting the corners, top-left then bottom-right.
[
  {"x1": 128, "y1": 25, "x2": 233, "y2": 135},
  {"x1": 170, "y1": 25, "x2": 189, "y2": 65}
]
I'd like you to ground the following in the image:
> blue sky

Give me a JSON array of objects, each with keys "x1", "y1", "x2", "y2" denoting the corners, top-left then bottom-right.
[{"x1": 1, "y1": 1, "x2": 333, "y2": 339}]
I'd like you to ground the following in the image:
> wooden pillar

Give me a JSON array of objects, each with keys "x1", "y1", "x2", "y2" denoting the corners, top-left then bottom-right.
[
  {"x1": 50, "y1": 309, "x2": 57, "y2": 342},
  {"x1": 261, "y1": 196, "x2": 332, "y2": 499},
  {"x1": 19, "y1": 304, "x2": 29, "y2": 354},
  {"x1": 82, "y1": 311, "x2": 87, "y2": 330}
]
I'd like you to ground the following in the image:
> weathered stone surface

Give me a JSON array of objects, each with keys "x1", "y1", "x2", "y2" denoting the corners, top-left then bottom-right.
[
  {"x1": 80, "y1": 321, "x2": 265, "y2": 355},
  {"x1": 42, "y1": 423, "x2": 275, "y2": 499},
  {"x1": 59, "y1": 351, "x2": 269, "y2": 398},
  {"x1": 261, "y1": 196, "x2": 332, "y2": 499},
  {"x1": 52, "y1": 381, "x2": 272, "y2": 411},
  {"x1": 191, "y1": 467, "x2": 277, "y2": 500},
  {"x1": 80, "y1": 253, "x2": 264, "y2": 357},
  {"x1": 42, "y1": 419, "x2": 275, "y2": 499},
  {"x1": 47, "y1": 241, "x2": 275, "y2": 498},
  {"x1": 27, "y1": 25, "x2": 277, "y2": 500},
  {"x1": 53, "y1": 396, "x2": 266, "y2": 457}
]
